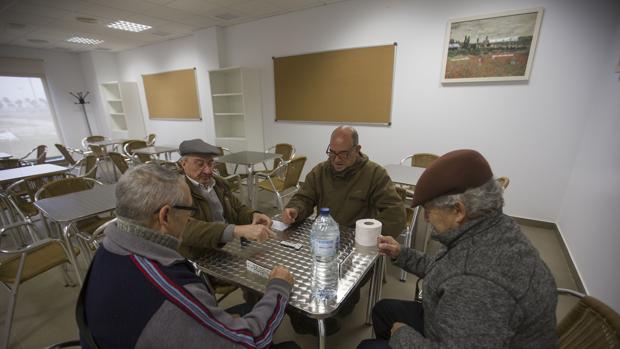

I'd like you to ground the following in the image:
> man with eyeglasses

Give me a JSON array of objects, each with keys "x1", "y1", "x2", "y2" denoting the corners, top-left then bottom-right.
[
  {"x1": 79, "y1": 164, "x2": 299, "y2": 349},
  {"x1": 177, "y1": 139, "x2": 276, "y2": 260},
  {"x1": 281, "y1": 125, "x2": 406, "y2": 335}
]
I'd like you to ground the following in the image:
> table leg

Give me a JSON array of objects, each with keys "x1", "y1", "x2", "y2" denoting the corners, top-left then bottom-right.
[
  {"x1": 366, "y1": 255, "x2": 385, "y2": 324},
  {"x1": 247, "y1": 164, "x2": 256, "y2": 209},
  {"x1": 318, "y1": 318, "x2": 325, "y2": 349},
  {"x1": 62, "y1": 223, "x2": 83, "y2": 286}
]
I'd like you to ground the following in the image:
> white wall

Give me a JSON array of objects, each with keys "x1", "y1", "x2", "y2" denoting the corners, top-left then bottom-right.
[
  {"x1": 79, "y1": 51, "x2": 120, "y2": 137},
  {"x1": 115, "y1": 27, "x2": 221, "y2": 149},
  {"x1": 557, "y1": 19, "x2": 620, "y2": 311},
  {"x1": 0, "y1": 45, "x2": 92, "y2": 148},
  {"x1": 222, "y1": 0, "x2": 619, "y2": 223}
]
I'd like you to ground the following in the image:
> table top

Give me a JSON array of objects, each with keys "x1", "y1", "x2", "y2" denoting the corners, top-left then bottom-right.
[
  {"x1": 34, "y1": 184, "x2": 116, "y2": 223},
  {"x1": 0, "y1": 164, "x2": 68, "y2": 183},
  {"x1": 193, "y1": 218, "x2": 379, "y2": 318},
  {"x1": 133, "y1": 146, "x2": 179, "y2": 155},
  {"x1": 0, "y1": 152, "x2": 12, "y2": 159},
  {"x1": 384, "y1": 164, "x2": 425, "y2": 186},
  {"x1": 217, "y1": 151, "x2": 281, "y2": 166}
]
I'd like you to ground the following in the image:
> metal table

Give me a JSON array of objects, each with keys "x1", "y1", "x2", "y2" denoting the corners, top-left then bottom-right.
[
  {"x1": 132, "y1": 145, "x2": 179, "y2": 161},
  {"x1": 86, "y1": 138, "x2": 126, "y2": 150},
  {"x1": 0, "y1": 164, "x2": 68, "y2": 185},
  {"x1": 0, "y1": 152, "x2": 12, "y2": 160},
  {"x1": 217, "y1": 151, "x2": 281, "y2": 208},
  {"x1": 34, "y1": 184, "x2": 117, "y2": 285},
  {"x1": 193, "y1": 218, "x2": 384, "y2": 349}
]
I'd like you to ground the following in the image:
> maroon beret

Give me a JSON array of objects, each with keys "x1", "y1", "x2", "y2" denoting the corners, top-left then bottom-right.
[{"x1": 411, "y1": 149, "x2": 493, "y2": 207}]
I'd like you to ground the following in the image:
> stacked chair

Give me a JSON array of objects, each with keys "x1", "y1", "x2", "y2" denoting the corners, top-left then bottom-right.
[{"x1": 256, "y1": 156, "x2": 307, "y2": 210}]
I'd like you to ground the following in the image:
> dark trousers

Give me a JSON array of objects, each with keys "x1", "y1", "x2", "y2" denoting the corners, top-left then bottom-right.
[{"x1": 357, "y1": 299, "x2": 424, "y2": 349}]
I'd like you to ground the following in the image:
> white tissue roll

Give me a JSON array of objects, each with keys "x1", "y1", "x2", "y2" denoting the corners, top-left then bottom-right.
[{"x1": 355, "y1": 219, "x2": 382, "y2": 246}]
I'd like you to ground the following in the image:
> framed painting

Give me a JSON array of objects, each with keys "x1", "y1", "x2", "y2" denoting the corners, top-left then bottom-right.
[{"x1": 441, "y1": 8, "x2": 544, "y2": 83}]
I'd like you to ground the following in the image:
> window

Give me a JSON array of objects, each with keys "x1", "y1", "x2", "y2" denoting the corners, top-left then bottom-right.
[{"x1": 0, "y1": 76, "x2": 62, "y2": 159}]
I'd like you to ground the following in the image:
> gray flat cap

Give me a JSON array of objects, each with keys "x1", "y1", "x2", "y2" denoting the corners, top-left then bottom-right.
[{"x1": 179, "y1": 139, "x2": 221, "y2": 156}]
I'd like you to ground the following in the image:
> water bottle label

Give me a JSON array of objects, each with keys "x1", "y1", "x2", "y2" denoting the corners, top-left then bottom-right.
[{"x1": 314, "y1": 238, "x2": 337, "y2": 257}]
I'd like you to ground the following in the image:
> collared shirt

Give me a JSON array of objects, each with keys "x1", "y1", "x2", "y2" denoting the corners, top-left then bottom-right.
[{"x1": 185, "y1": 175, "x2": 225, "y2": 223}]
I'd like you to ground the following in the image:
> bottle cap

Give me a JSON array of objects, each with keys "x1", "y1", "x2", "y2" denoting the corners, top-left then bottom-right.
[{"x1": 319, "y1": 207, "x2": 330, "y2": 215}]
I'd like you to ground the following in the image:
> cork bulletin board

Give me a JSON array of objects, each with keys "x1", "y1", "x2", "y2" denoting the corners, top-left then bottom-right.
[
  {"x1": 142, "y1": 68, "x2": 201, "y2": 120},
  {"x1": 274, "y1": 44, "x2": 395, "y2": 125}
]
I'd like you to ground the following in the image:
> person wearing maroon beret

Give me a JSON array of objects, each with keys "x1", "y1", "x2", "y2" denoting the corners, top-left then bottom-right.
[{"x1": 358, "y1": 149, "x2": 559, "y2": 349}]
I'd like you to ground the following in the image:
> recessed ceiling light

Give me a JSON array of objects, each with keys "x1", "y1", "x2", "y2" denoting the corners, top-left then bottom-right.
[
  {"x1": 107, "y1": 20, "x2": 151, "y2": 32},
  {"x1": 66, "y1": 36, "x2": 104, "y2": 45},
  {"x1": 27, "y1": 39, "x2": 49, "y2": 44},
  {"x1": 76, "y1": 17, "x2": 98, "y2": 24}
]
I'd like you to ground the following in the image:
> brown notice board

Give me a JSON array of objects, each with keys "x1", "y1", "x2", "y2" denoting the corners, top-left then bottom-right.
[
  {"x1": 142, "y1": 68, "x2": 201, "y2": 120},
  {"x1": 274, "y1": 44, "x2": 395, "y2": 124}
]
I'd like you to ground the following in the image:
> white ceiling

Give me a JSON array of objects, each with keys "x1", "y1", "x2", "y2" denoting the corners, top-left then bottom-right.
[{"x1": 0, "y1": 0, "x2": 344, "y2": 52}]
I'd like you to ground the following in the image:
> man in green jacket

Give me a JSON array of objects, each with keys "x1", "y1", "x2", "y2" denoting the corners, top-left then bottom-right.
[
  {"x1": 178, "y1": 139, "x2": 275, "y2": 260},
  {"x1": 281, "y1": 126, "x2": 406, "y2": 335}
]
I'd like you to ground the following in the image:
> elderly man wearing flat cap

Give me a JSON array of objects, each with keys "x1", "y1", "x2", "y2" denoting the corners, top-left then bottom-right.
[
  {"x1": 358, "y1": 149, "x2": 558, "y2": 349},
  {"x1": 177, "y1": 139, "x2": 275, "y2": 259}
]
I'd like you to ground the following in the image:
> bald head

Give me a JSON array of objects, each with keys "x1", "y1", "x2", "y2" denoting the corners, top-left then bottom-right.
[
  {"x1": 330, "y1": 125, "x2": 359, "y2": 147},
  {"x1": 328, "y1": 125, "x2": 361, "y2": 172}
]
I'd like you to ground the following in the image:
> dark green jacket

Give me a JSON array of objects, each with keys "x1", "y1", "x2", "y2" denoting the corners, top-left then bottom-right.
[
  {"x1": 179, "y1": 176, "x2": 255, "y2": 259},
  {"x1": 286, "y1": 154, "x2": 405, "y2": 237}
]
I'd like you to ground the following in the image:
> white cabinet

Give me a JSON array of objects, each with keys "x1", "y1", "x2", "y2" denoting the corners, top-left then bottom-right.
[
  {"x1": 101, "y1": 82, "x2": 146, "y2": 139},
  {"x1": 209, "y1": 68, "x2": 264, "y2": 152}
]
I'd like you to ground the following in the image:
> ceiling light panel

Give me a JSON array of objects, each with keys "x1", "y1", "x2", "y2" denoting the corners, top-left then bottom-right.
[
  {"x1": 107, "y1": 20, "x2": 152, "y2": 32},
  {"x1": 66, "y1": 36, "x2": 104, "y2": 45}
]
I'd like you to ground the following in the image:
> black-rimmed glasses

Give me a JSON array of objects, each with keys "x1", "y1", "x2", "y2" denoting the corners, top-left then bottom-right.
[
  {"x1": 153, "y1": 204, "x2": 198, "y2": 216},
  {"x1": 325, "y1": 145, "x2": 355, "y2": 160}
]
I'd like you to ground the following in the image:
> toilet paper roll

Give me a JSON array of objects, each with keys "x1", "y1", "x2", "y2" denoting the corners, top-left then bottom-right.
[{"x1": 355, "y1": 219, "x2": 382, "y2": 247}]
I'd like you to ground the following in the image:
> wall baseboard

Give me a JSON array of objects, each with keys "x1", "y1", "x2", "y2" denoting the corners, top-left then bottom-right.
[{"x1": 512, "y1": 216, "x2": 586, "y2": 294}]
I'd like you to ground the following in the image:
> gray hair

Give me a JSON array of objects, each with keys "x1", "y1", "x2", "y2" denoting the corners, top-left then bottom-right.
[
  {"x1": 116, "y1": 164, "x2": 188, "y2": 225},
  {"x1": 332, "y1": 125, "x2": 359, "y2": 146},
  {"x1": 426, "y1": 178, "x2": 504, "y2": 219}
]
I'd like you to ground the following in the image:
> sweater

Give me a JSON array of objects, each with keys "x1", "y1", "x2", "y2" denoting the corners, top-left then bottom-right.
[
  {"x1": 285, "y1": 153, "x2": 405, "y2": 237},
  {"x1": 390, "y1": 211, "x2": 558, "y2": 349},
  {"x1": 80, "y1": 218, "x2": 291, "y2": 349}
]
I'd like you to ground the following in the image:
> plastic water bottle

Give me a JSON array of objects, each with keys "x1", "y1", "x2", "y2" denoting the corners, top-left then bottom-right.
[{"x1": 311, "y1": 208, "x2": 340, "y2": 303}]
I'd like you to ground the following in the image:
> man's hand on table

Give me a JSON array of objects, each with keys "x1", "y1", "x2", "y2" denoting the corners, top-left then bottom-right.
[
  {"x1": 252, "y1": 212, "x2": 272, "y2": 227},
  {"x1": 233, "y1": 224, "x2": 276, "y2": 242},
  {"x1": 281, "y1": 207, "x2": 298, "y2": 224},
  {"x1": 377, "y1": 235, "x2": 401, "y2": 258},
  {"x1": 269, "y1": 265, "x2": 294, "y2": 285}
]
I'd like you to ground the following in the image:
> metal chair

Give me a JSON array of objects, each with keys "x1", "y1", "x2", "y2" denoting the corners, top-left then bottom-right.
[
  {"x1": 55, "y1": 144, "x2": 80, "y2": 166},
  {"x1": 67, "y1": 154, "x2": 99, "y2": 180},
  {"x1": 123, "y1": 140, "x2": 151, "y2": 164},
  {"x1": 557, "y1": 288, "x2": 620, "y2": 348},
  {"x1": 108, "y1": 152, "x2": 129, "y2": 175},
  {"x1": 395, "y1": 186, "x2": 419, "y2": 282},
  {"x1": 19, "y1": 145, "x2": 47, "y2": 165},
  {"x1": 256, "y1": 156, "x2": 307, "y2": 210},
  {"x1": 259, "y1": 143, "x2": 295, "y2": 175},
  {"x1": 146, "y1": 133, "x2": 156, "y2": 146},
  {"x1": 81, "y1": 135, "x2": 105, "y2": 149},
  {"x1": 0, "y1": 221, "x2": 80, "y2": 349},
  {"x1": 0, "y1": 191, "x2": 38, "y2": 247},
  {"x1": 213, "y1": 147, "x2": 242, "y2": 192},
  {"x1": 400, "y1": 153, "x2": 439, "y2": 168},
  {"x1": 0, "y1": 159, "x2": 21, "y2": 170},
  {"x1": 35, "y1": 177, "x2": 113, "y2": 261},
  {"x1": 6, "y1": 172, "x2": 73, "y2": 223}
]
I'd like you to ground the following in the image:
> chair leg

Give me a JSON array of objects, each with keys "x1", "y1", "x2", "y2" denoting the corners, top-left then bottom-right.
[
  {"x1": 2, "y1": 256, "x2": 25, "y2": 348},
  {"x1": 61, "y1": 263, "x2": 77, "y2": 287},
  {"x1": 275, "y1": 192, "x2": 284, "y2": 211}
]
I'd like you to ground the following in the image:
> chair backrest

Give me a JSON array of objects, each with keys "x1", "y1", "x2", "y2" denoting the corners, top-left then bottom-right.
[
  {"x1": 497, "y1": 176, "x2": 510, "y2": 189},
  {"x1": 0, "y1": 158, "x2": 21, "y2": 170},
  {"x1": 20, "y1": 145, "x2": 47, "y2": 164},
  {"x1": 7, "y1": 172, "x2": 72, "y2": 203},
  {"x1": 282, "y1": 156, "x2": 307, "y2": 189},
  {"x1": 215, "y1": 146, "x2": 230, "y2": 177},
  {"x1": 268, "y1": 143, "x2": 295, "y2": 170},
  {"x1": 557, "y1": 293, "x2": 620, "y2": 348},
  {"x1": 108, "y1": 152, "x2": 129, "y2": 174},
  {"x1": 88, "y1": 144, "x2": 105, "y2": 158},
  {"x1": 123, "y1": 140, "x2": 150, "y2": 163},
  {"x1": 35, "y1": 177, "x2": 102, "y2": 201},
  {"x1": 401, "y1": 153, "x2": 439, "y2": 168},
  {"x1": 0, "y1": 191, "x2": 30, "y2": 232},
  {"x1": 146, "y1": 133, "x2": 156, "y2": 146},
  {"x1": 55, "y1": 144, "x2": 77, "y2": 166},
  {"x1": 72, "y1": 155, "x2": 98, "y2": 179},
  {"x1": 81, "y1": 135, "x2": 105, "y2": 148}
]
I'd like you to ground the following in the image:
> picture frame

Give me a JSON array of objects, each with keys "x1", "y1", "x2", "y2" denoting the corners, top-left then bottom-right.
[{"x1": 441, "y1": 8, "x2": 544, "y2": 83}]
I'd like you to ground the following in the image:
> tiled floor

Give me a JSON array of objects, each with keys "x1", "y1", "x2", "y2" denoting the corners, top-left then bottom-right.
[{"x1": 0, "y1": 186, "x2": 579, "y2": 349}]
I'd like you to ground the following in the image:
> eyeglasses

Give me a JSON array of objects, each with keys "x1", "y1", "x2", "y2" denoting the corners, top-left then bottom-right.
[
  {"x1": 153, "y1": 204, "x2": 198, "y2": 216},
  {"x1": 325, "y1": 145, "x2": 355, "y2": 160},
  {"x1": 188, "y1": 158, "x2": 215, "y2": 169}
]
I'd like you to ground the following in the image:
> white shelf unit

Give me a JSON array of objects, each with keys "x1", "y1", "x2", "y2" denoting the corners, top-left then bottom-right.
[
  {"x1": 101, "y1": 81, "x2": 146, "y2": 139},
  {"x1": 209, "y1": 68, "x2": 264, "y2": 152}
]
